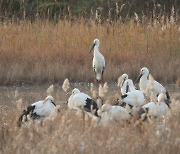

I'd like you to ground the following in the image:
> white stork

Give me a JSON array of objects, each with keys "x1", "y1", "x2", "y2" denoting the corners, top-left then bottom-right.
[
  {"x1": 135, "y1": 67, "x2": 170, "y2": 101},
  {"x1": 89, "y1": 39, "x2": 105, "y2": 83},
  {"x1": 139, "y1": 91, "x2": 170, "y2": 119},
  {"x1": 18, "y1": 96, "x2": 57, "y2": 126},
  {"x1": 121, "y1": 79, "x2": 144, "y2": 108},
  {"x1": 67, "y1": 88, "x2": 99, "y2": 116},
  {"x1": 97, "y1": 104, "x2": 131, "y2": 125}
]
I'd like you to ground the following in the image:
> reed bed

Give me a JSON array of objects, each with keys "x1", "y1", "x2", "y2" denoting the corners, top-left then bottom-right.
[
  {"x1": 0, "y1": 19, "x2": 179, "y2": 84},
  {"x1": 0, "y1": 85, "x2": 180, "y2": 154}
]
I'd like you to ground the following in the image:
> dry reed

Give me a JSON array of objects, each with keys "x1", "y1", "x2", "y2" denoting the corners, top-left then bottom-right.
[
  {"x1": 0, "y1": 19, "x2": 179, "y2": 84},
  {"x1": 0, "y1": 88, "x2": 179, "y2": 154}
]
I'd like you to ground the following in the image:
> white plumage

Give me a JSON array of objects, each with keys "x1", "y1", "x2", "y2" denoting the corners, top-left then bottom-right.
[
  {"x1": 31, "y1": 96, "x2": 55, "y2": 117},
  {"x1": 142, "y1": 91, "x2": 170, "y2": 118},
  {"x1": 67, "y1": 88, "x2": 99, "y2": 116},
  {"x1": 136, "y1": 67, "x2": 149, "y2": 93},
  {"x1": 68, "y1": 88, "x2": 91, "y2": 109},
  {"x1": 89, "y1": 39, "x2": 105, "y2": 82},
  {"x1": 18, "y1": 96, "x2": 56, "y2": 126},
  {"x1": 121, "y1": 79, "x2": 144, "y2": 107},
  {"x1": 136, "y1": 67, "x2": 169, "y2": 101},
  {"x1": 117, "y1": 74, "x2": 129, "y2": 95},
  {"x1": 98, "y1": 104, "x2": 131, "y2": 125}
]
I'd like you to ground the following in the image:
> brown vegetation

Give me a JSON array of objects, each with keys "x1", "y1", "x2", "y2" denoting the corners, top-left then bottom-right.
[
  {"x1": 0, "y1": 19, "x2": 179, "y2": 84},
  {"x1": 0, "y1": 85, "x2": 180, "y2": 154}
]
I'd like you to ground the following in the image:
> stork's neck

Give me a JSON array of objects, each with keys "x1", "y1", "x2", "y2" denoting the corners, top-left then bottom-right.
[
  {"x1": 140, "y1": 73, "x2": 149, "y2": 82},
  {"x1": 94, "y1": 45, "x2": 100, "y2": 56},
  {"x1": 140, "y1": 74, "x2": 149, "y2": 91},
  {"x1": 129, "y1": 84, "x2": 136, "y2": 91},
  {"x1": 121, "y1": 82, "x2": 124, "y2": 87}
]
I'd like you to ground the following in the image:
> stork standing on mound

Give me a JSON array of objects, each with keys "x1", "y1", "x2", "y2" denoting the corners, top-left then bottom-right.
[{"x1": 89, "y1": 39, "x2": 105, "y2": 83}]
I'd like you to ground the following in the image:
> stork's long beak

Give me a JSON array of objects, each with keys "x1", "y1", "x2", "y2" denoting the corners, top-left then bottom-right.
[
  {"x1": 89, "y1": 43, "x2": 95, "y2": 53},
  {"x1": 165, "y1": 99, "x2": 171, "y2": 109},
  {"x1": 135, "y1": 73, "x2": 143, "y2": 84},
  {"x1": 126, "y1": 84, "x2": 129, "y2": 93}
]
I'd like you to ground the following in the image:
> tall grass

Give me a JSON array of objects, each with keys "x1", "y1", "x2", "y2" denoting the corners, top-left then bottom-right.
[
  {"x1": 0, "y1": 19, "x2": 179, "y2": 84},
  {"x1": 0, "y1": 86, "x2": 180, "y2": 153}
]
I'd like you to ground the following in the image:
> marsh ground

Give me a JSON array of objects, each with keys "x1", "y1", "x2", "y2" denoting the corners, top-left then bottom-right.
[
  {"x1": 0, "y1": 18, "x2": 180, "y2": 154},
  {"x1": 0, "y1": 83, "x2": 179, "y2": 154}
]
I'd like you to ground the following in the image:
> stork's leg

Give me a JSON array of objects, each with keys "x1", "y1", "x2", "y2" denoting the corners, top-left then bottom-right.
[
  {"x1": 96, "y1": 79, "x2": 101, "y2": 85},
  {"x1": 93, "y1": 66, "x2": 98, "y2": 84},
  {"x1": 101, "y1": 68, "x2": 105, "y2": 83},
  {"x1": 101, "y1": 76, "x2": 104, "y2": 84},
  {"x1": 93, "y1": 66, "x2": 95, "y2": 73},
  {"x1": 94, "y1": 73, "x2": 97, "y2": 83}
]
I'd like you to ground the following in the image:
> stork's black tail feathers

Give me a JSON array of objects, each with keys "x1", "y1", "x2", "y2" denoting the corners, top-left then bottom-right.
[
  {"x1": 120, "y1": 102, "x2": 133, "y2": 109},
  {"x1": 137, "y1": 107, "x2": 149, "y2": 121},
  {"x1": 84, "y1": 98, "x2": 99, "y2": 117},
  {"x1": 17, "y1": 105, "x2": 35, "y2": 127},
  {"x1": 121, "y1": 94, "x2": 128, "y2": 99}
]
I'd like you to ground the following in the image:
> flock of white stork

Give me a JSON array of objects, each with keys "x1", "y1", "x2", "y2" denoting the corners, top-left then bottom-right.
[{"x1": 17, "y1": 39, "x2": 171, "y2": 127}]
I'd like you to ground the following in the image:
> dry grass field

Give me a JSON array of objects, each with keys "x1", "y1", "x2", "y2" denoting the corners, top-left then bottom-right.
[
  {"x1": 0, "y1": 83, "x2": 180, "y2": 154},
  {"x1": 0, "y1": 17, "x2": 180, "y2": 154},
  {"x1": 0, "y1": 19, "x2": 179, "y2": 84}
]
